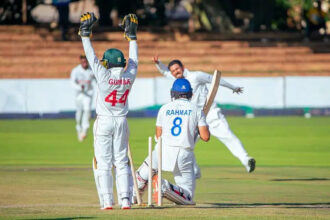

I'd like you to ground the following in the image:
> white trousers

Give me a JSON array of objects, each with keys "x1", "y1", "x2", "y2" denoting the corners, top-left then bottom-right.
[
  {"x1": 93, "y1": 116, "x2": 130, "y2": 200},
  {"x1": 75, "y1": 93, "x2": 92, "y2": 135},
  {"x1": 172, "y1": 148, "x2": 195, "y2": 197},
  {"x1": 206, "y1": 106, "x2": 249, "y2": 165}
]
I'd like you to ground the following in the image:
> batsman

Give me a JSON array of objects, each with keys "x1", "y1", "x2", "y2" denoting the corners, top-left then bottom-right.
[
  {"x1": 152, "y1": 78, "x2": 210, "y2": 205},
  {"x1": 79, "y1": 12, "x2": 138, "y2": 209}
]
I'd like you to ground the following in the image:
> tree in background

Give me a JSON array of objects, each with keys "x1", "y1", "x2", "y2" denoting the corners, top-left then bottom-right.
[{"x1": 304, "y1": 0, "x2": 328, "y2": 39}]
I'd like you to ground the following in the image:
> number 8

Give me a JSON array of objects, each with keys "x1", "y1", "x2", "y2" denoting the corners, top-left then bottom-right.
[{"x1": 171, "y1": 117, "x2": 182, "y2": 136}]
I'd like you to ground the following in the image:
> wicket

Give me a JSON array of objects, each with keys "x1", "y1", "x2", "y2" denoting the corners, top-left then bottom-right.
[
  {"x1": 158, "y1": 136, "x2": 163, "y2": 206},
  {"x1": 148, "y1": 136, "x2": 153, "y2": 206},
  {"x1": 147, "y1": 136, "x2": 163, "y2": 207}
]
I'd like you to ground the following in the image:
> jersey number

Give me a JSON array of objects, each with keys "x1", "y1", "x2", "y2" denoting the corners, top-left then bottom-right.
[
  {"x1": 171, "y1": 117, "x2": 182, "y2": 136},
  {"x1": 105, "y1": 89, "x2": 130, "y2": 106}
]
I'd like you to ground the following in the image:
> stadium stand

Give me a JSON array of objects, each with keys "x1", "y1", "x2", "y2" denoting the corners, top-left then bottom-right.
[{"x1": 0, "y1": 25, "x2": 329, "y2": 79}]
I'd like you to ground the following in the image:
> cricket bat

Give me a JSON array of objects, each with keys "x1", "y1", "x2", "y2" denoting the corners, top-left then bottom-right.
[{"x1": 203, "y1": 70, "x2": 221, "y2": 115}]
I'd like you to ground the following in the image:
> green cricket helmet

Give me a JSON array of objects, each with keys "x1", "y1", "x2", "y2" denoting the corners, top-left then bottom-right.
[{"x1": 101, "y1": 48, "x2": 126, "y2": 69}]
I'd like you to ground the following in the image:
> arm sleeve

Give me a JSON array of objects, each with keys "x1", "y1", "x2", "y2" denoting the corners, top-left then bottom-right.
[
  {"x1": 155, "y1": 61, "x2": 175, "y2": 79},
  {"x1": 196, "y1": 71, "x2": 238, "y2": 91},
  {"x1": 126, "y1": 40, "x2": 138, "y2": 78},
  {"x1": 70, "y1": 69, "x2": 82, "y2": 91},
  {"x1": 81, "y1": 37, "x2": 106, "y2": 82},
  {"x1": 91, "y1": 74, "x2": 97, "y2": 87},
  {"x1": 197, "y1": 110, "x2": 207, "y2": 127},
  {"x1": 195, "y1": 71, "x2": 213, "y2": 84},
  {"x1": 220, "y1": 78, "x2": 238, "y2": 91}
]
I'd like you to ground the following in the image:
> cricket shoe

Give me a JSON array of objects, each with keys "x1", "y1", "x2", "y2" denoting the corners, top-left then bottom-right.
[
  {"x1": 81, "y1": 132, "x2": 87, "y2": 141},
  {"x1": 77, "y1": 132, "x2": 83, "y2": 142},
  {"x1": 78, "y1": 132, "x2": 87, "y2": 142},
  {"x1": 132, "y1": 189, "x2": 143, "y2": 205},
  {"x1": 245, "y1": 157, "x2": 256, "y2": 173},
  {"x1": 101, "y1": 201, "x2": 113, "y2": 210},
  {"x1": 161, "y1": 179, "x2": 195, "y2": 205},
  {"x1": 101, "y1": 206, "x2": 113, "y2": 210},
  {"x1": 121, "y1": 197, "x2": 131, "y2": 209}
]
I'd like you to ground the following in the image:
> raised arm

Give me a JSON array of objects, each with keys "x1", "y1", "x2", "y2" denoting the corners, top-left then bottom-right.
[
  {"x1": 79, "y1": 12, "x2": 106, "y2": 81},
  {"x1": 122, "y1": 14, "x2": 139, "y2": 76},
  {"x1": 195, "y1": 71, "x2": 243, "y2": 94},
  {"x1": 152, "y1": 55, "x2": 175, "y2": 79},
  {"x1": 220, "y1": 78, "x2": 244, "y2": 94}
]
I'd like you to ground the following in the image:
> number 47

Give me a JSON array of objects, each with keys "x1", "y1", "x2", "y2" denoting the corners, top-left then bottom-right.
[{"x1": 105, "y1": 89, "x2": 130, "y2": 106}]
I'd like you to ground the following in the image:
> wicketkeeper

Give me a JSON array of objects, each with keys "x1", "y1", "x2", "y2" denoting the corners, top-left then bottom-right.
[
  {"x1": 138, "y1": 78, "x2": 210, "y2": 205},
  {"x1": 70, "y1": 54, "x2": 95, "y2": 142},
  {"x1": 79, "y1": 12, "x2": 138, "y2": 209}
]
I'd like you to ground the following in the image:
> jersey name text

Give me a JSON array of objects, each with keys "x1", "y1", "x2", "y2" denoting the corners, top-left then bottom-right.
[
  {"x1": 166, "y1": 109, "x2": 192, "y2": 116},
  {"x1": 109, "y1": 78, "x2": 131, "y2": 85}
]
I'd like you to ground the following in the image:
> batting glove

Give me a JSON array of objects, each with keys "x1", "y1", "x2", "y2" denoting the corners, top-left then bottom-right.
[
  {"x1": 120, "y1": 14, "x2": 138, "y2": 41},
  {"x1": 78, "y1": 12, "x2": 97, "y2": 38}
]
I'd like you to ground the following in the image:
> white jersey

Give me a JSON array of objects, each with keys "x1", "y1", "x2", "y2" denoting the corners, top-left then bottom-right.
[
  {"x1": 156, "y1": 61, "x2": 238, "y2": 109},
  {"x1": 70, "y1": 64, "x2": 95, "y2": 96},
  {"x1": 156, "y1": 99, "x2": 207, "y2": 150},
  {"x1": 82, "y1": 38, "x2": 138, "y2": 117}
]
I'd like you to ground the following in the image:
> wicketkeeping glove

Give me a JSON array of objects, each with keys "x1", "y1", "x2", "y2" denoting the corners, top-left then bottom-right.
[
  {"x1": 78, "y1": 12, "x2": 97, "y2": 38},
  {"x1": 120, "y1": 14, "x2": 138, "y2": 41}
]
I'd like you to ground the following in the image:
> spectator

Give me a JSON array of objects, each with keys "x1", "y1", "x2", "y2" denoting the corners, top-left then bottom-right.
[{"x1": 53, "y1": 0, "x2": 70, "y2": 40}]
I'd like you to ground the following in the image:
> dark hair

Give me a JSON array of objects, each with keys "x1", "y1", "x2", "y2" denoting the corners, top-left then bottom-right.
[
  {"x1": 171, "y1": 91, "x2": 192, "y2": 100},
  {"x1": 168, "y1": 59, "x2": 183, "y2": 70},
  {"x1": 80, "y1": 55, "x2": 87, "y2": 59}
]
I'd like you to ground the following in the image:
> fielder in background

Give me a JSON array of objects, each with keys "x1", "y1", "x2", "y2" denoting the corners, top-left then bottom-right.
[
  {"x1": 149, "y1": 78, "x2": 210, "y2": 204},
  {"x1": 70, "y1": 54, "x2": 95, "y2": 142},
  {"x1": 79, "y1": 12, "x2": 138, "y2": 210},
  {"x1": 153, "y1": 56, "x2": 255, "y2": 173}
]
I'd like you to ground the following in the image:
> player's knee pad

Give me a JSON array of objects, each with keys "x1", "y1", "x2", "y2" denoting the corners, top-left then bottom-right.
[{"x1": 162, "y1": 179, "x2": 195, "y2": 205}]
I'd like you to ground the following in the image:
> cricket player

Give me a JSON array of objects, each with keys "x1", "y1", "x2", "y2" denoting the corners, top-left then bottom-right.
[
  {"x1": 79, "y1": 12, "x2": 138, "y2": 209},
  {"x1": 153, "y1": 56, "x2": 255, "y2": 174},
  {"x1": 70, "y1": 54, "x2": 95, "y2": 142},
  {"x1": 150, "y1": 78, "x2": 210, "y2": 204}
]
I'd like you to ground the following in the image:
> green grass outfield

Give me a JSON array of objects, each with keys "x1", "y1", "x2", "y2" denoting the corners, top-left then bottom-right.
[{"x1": 0, "y1": 117, "x2": 329, "y2": 219}]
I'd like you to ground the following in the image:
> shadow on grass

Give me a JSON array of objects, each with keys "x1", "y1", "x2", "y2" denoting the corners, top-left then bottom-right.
[{"x1": 270, "y1": 178, "x2": 330, "y2": 181}]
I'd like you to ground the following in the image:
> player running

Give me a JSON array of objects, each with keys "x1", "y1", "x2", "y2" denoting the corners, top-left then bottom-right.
[
  {"x1": 152, "y1": 56, "x2": 255, "y2": 174},
  {"x1": 70, "y1": 54, "x2": 95, "y2": 142},
  {"x1": 79, "y1": 12, "x2": 138, "y2": 209},
  {"x1": 148, "y1": 78, "x2": 210, "y2": 204}
]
